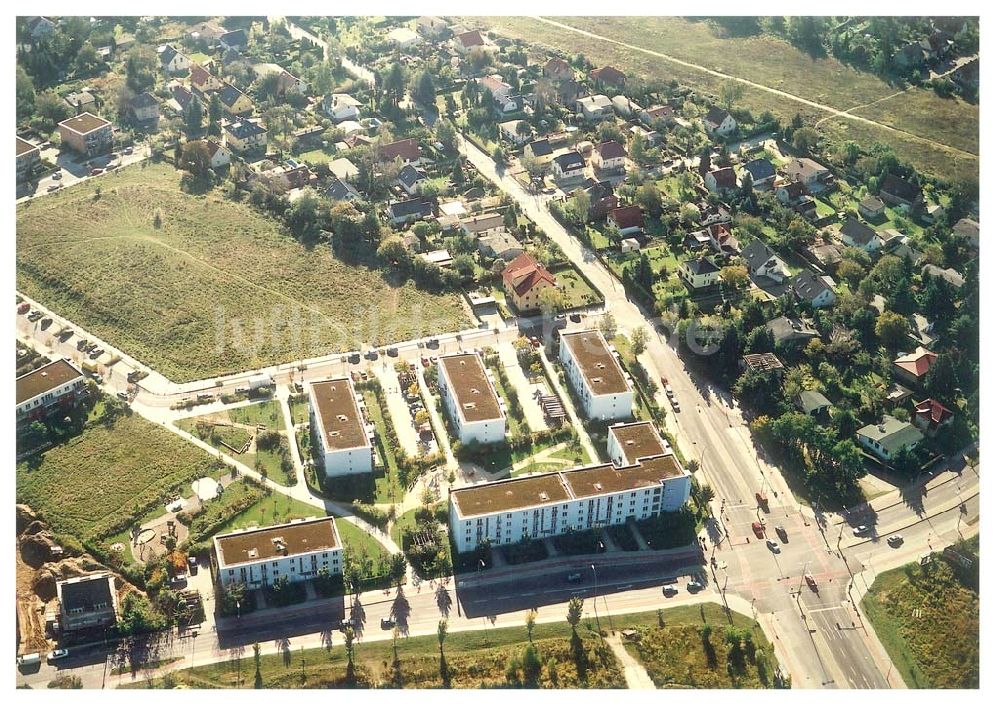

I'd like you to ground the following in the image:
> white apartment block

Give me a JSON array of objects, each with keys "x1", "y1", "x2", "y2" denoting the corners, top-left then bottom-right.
[
  {"x1": 437, "y1": 353, "x2": 507, "y2": 445},
  {"x1": 559, "y1": 330, "x2": 634, "y2": 421},
  {"x1": 16, "y1": 359, "x2": 85, "y2": 424},
  {"x1": 215, "y1": 517, "x2": 343, "y2": 590},
  {"x1": 309, "y1": 377, "x2": 374, "y2": 477},
  {"x1": 449, "y1": 421, "x2": 690, "y2": 553}
]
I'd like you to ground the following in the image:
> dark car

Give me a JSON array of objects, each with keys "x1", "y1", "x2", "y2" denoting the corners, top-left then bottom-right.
[
  {"x1": 774, "y1": 526, "x2": 788, "y2": 543},
  {"x1": 426, "y1": 338, "x2": 440, "y2": 349},
  {"x1": 365, "y1": 350, "x2": 378, "y2": 361},
  {"x1": 569, "y1": 313, "x2": 582, "y2": 323},
  {"x1": 566, "y1": 572, "x2": 582, "y2": 583},
  {"x1": 380, "y1": 618, "x2": 395, "y2": 630},
  {"x1": 386, "y1": 347, "x2": 399, "y2": 357},
  {"x1": 347, "y1": 352, "x2": 361, "y2": 364}
]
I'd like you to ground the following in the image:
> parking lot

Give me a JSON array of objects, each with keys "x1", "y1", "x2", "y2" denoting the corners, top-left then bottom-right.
[{"x1": 17, "y1": 141, "x2": 150, "y2": 203}]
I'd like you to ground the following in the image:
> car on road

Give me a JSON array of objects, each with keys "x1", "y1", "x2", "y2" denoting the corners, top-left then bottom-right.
[
  {"x1": 663, "y1": 385, "x2": 674, "y2": 396},
  {"x1": 52, "y1": 172, "x2": 62, "y2": 180},
  {"x1": 569, "y1": 313, "x2": 582, "y2": 323},
  {"x1": 46, "y1": 649, "x2": 69, "y2": 662},
  {"x1": 347, "y1": 352, "x2": 361, "y2": 364},
  {"x1": 426, "y1": 338, "x2": 440, "y2": 349},
  {"x1": 774, "y1": 526, "x2": 788, "y2": 543},
  {"x1": 751, "y1": 521, "x2": 765, "y2": 539},
  {"x1": 90, "y1": 167, "x2": 103, "y2": 176},
  {"x1": 852, "y1": 525, "x2": 870, "y2": 537},
  {"x1": 670, "y1": 399, "x2": 681, "y2": 412},
  {"x1": 386, "y1": 347, "x2": 399, "y2": 357},
  {"x1": 58, "y1": 329, "x2": 73, "y2": 342},
  {"x1": 686, "y1": 579, "x2": 704, "y2": 592},
  {"x1": 364, "y1": 350, "x2": 378, "y2": 361},
  {"x1": 660, "y1": 376, "x2": 669, "y2": 387},
  {"x1": 804, "y1": 574, "x2": 818, "y2": 591},
  {"x1": 124, "y1": 146, "x2": 133, "y2": 155},
  {"x1": 662, "y1": 584, "x2": 678, "y2": 596},
  {"x1": 380, "y1": 617, "x2": 395, "y2": 630},
  {"x1": 566, "y1": 572, "x2": 582, "y2": 583},
  {"x1": 766, "y1": 539, "x2": 780, "y2": 553},
  {"x1": 887, "y1": 535, "x2": 904, "y2": 547}
]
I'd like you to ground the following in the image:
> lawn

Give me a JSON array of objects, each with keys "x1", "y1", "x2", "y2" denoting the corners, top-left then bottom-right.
[
  {"x1": 228, "y1": 400, "x2": 286, "y2": 430},
  {"x1": 16, "y1": 412, "x2": 224, "y2": 544},
  {"x1": 16, "y1": 162, "x2": 471, "y2": 382},
  {"x1": 475, "y1": 16, "x2": 978, "y2": 183},
  {"x1": 550, "y1": 265, "x2": 602, "y2": 309},
  {"x1": 861, "y1": 539, "x2": 979, "y2": 688}
]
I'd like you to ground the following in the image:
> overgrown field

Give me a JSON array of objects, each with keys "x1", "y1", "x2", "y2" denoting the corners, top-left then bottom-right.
[
  {"x1": 16, "y1": 412, "x2": 224, "y2": 545},
  {"x1": 862, "y1": 540, "x2": 979, "y2": 688},
  {"x1": 471, "y1": 16, "x2": 978, "y2": 183},
  {"x1": 16, "y1": 162, "x2": 471, "y2": 382}
]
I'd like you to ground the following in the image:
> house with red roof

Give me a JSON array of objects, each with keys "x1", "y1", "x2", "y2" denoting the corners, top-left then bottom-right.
[
  {"x1": 607, "y1": 205, "x2": 644, "y2": 236},
  {"x1": 592, "y1": 140, "x2": 627, "y2": 173},
  {"x1": 501, "y1": 252, "x2": 558, "y2": 312},
  {"x1": 705, "y1": 166, "x2": 737, "y2": 194},
  {"x1": 708, "y1": 222, "x2": 740, "y2": 255},
  {"x1": 378, "y1": 138, "x2": 421, "y2": 165},
  {"x1": 913, "y1": 398, "x2": 954, "y2": 435},
  {"x1": 892, "y1": 347, "x2": 937, "y2": 387},
  {"x1": 453, "y1": 30, "x2": 494, "y2": 55},
  {"x1": 543, "y1": 57, "x2": 573, "y2": 82},
  {"x1": 589, "y1": 65, "x2": 627, "y2": 88}
]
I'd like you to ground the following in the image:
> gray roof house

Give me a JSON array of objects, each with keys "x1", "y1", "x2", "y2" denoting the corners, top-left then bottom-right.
[
  {"x1": 742, "y1": 238, "x2": 790, "y2": 284},
  {"x1": 766, "y1": 316, "x2": 820, "y2": 347},
  {"x1": 790, "y1": 272, "x2": 837, "y2": 308},
  {"x1": 477, "y1": 231, "x2": 524, "y2": 261},
  {"x1": 796, "y1": 389, "x2": 832, "y2": 416},
  {"x1": 857, "y1": 415, "x2": 923, "y2": 463}
]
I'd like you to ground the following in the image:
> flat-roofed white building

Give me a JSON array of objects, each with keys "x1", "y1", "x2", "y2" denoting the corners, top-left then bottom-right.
[
  {"x1": 309, "y1": 377, "x2": 374, "y2": 477},
  {"x1": 16, "y1": 359, "x2": 85, "y2": 426},
  {"x1": 214, "y1": 517, "x2": 343, "y2": 589},
  {"x1": 559, "y1": 330, "x2": 633, "y2": 421},
  {"x1": 437, "y1": 353, "x2": 506, "y2": 445},
  {"x1": 449, "y1": 422, "x2": 690, "y2": 553}
]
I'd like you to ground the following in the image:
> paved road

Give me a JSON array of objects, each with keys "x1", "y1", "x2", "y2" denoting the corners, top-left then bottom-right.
[{"x1": 527, "y1": 17, "x2": 976, "y2": 160}]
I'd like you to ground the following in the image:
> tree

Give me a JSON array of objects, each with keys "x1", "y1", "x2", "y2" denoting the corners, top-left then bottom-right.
[
  {"x1": 15, "y1": 65, "x2": 35, "y2": 120},
  {"x1": 635, "y1": 182, "x2": 663, "y2": 218},
  {"x1": 566, "y1": 596, "x2": 583, "y2": 636},
  {"x1": 377, "y1": 234, "x2": 409, "y2": 265},
  {"x1": 720, "y1": 265, "x2": 749, "y2": 291},
  {"x1": 792, "y1": 127, "x2": 820, "y2": 153},
  {"x1": 538, "y1": 287, "x2": 567, "y2": 315},
  {"x1": 179, "y1": 140, "x2": 212, "y2": 181},
  {"x1": 598, "y1": 312, "x2": 618, "y2": 340},
  {"x1": 720, "y1": 80, "x2": 745, "y2": 108},
  {"x1": 208, "y1": 93, "x2": 222, "y2": 136},
  {"x1": 875, "y1": 311, "x2": 909, "y2": 350},
  {"x1": 184, "y1": 96, "x2": 203, "y2": 136},
  {"x1": 525, "y1": 609, "x2": 537, "y2": 644},
  {"x1": 74, "y1": 41, "x2": 102, "y2": 76},
  {"x1": 411, "y1": 69, "x2": 436, "y2": 106},
  {"x1": 124, "y1": 45, "x2": 157, "y2": 92},
  {"x1": 690, "y1": 479, "x2": 716, "y2": 516},
  {"x1": 344, "y1": 625, "x2": 357, "y2": 684},
  {"x1": 629, "y1": 326, "x2": 650, "y2": 355},
  {"x1": 253, "y1": 642, "x2": 263, "y2": 688},
  {"x1": 492, "y1": 144, "x2": 506, "y2": 167}
]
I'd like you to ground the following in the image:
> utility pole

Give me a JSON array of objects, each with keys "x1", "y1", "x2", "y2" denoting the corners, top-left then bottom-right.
[{"x1": 590, "y1": 563, "x2": 601, "y2": 635}]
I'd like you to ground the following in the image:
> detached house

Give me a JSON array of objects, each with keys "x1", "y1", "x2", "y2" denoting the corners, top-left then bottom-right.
[
  {"x1": 839, "y1": 216, "x2": 880, "y2": 254},
  {"x1": 589, "y1": 65, "x2": 627, "y2": 89},
  {"x1": 592, "y1": 140, "x2": 627, "y2": 173},
  {"x1": 741, "y1": 238, "x2": 790, "y2": 284},
  {"x1": 702, "y1": 105, "x2": 737, "y2": 137},
  {"x1": 579, "y1": 178, "x2": 619, "y2": 221},
  {"x1": 552, "y1": 151, "x2": 586, "y2": 183},
  {"x1": 379, "y1": 138, "x2": 421, "y2": 165},
  {"x1": 190, "y1": 64, "x2": 224, "y2": 96},
  {"x1": 576, "y1": 95, "x2": 614, "y2": 122},
  {"x1": 223, "y1": 119, "x2": 267, "y2": 154},
  {"x1": 742, "y1": 158, "x2": 776, "y2": 190},
  {"x1": 640, "y1": 104, "x2": 674, "y2": 127},
  {"x1": 525, "y1": 138, "x2": 554, "y2": 163},
  {"x1": 57, "y1": 574, "x2": 119, "y2": 633},
  {"x1": 708, "y1": 222, "x2": 740, "y2": 255},
  {"x1": 858, "y1": 195, "x2": 886, "y2": 221},
  {"x1": 128, "y1": 92, "x2": 159, "y2": 126},
  {"x1": 679, "y1": 257, "x2": 721, "y2": 290},
  {"x1": 608, "y1": 205, "x2": 644, "y2": 236},
  {"x1": 776, "y1": 180, "x2": 817, "y2": 218},
  {"x1": 879, "y1": 174, "x2": 922, "y2": 211},
  {"x1": 543, "y1": 57, "x2": 574, "y2": 82},
  {"x1": 790, "y1": 272, "x2": 836, "y2": 308},
  {"x1": 502, "y1": 252, "x2": 557, "y2": 312},
  {"x1": 219, "y1": 28, "x2": 248, "y2": 51},
  {"x1": 57, "y1": 113, "x2": 113, "y2": 158},
  {"x1": 388, "y1": 198, "x2": 435, "y2": 226},
  {"x1": 913, "y1": 398, "x2": 954, "y2": 436},
  {"x1": 893, "y1": 347, "x2": 937, "y2": 387},
  {"x1": 218, "y1": 83, "x2": 255, "y2": 117},
  {"x1": 782, "y1": 158, "x2": 831, "y2": 194},
  {"x1": 857, "y1": 416, "x2": 923, "y2": 463},
  {"x1": 705, "y1": 166, "x2": 737, "y2": 194},
  {"x1": 324, "y1": 93, "x2": 362, "y2": 123},
  {"x1": 454, "y1": 30, "x2": 494, "y2": 55},
  {"x1": 397, "y1": 164, "x2": 428, "y2": 196},
  {"x1": 202, "y1": 139, "x2": 232, "y2": 168},
  {"x1": 158, "y1": 44, "x2": 190, "y2": 74}
]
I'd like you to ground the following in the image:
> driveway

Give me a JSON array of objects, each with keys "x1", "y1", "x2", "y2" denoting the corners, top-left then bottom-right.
[
  {"x1": 374, "y1": 361, "x2": 421, "y2": 457},
  {"x1": 17, "y1": 142, "x2": 151, "y2": 204},
  {"x1": 495, "y1": 342, "x2": 549, "y2": 433}
]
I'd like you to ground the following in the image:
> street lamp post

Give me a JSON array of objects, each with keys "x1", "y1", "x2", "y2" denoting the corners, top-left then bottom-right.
[{"x1": 590, "y1": 563, "x2": 601, "y2": 635}]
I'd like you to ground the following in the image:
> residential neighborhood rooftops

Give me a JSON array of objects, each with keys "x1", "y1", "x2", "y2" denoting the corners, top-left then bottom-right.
[
  {"x1": 455, "y1": 29, "x2": 487, "y2": 48},
  {"x1": 595, "y1": 140, "x2": 627, "y2": 160},
  {"x1": 914, "y1": 398, "x2": 953, "y2": 426},
  {"x1": 857, "y1": 415, "x2": 923, "y2": 452},
  {"x1": 703, "y1": 105, "x2": 732, "y2": 128},
  {"x1": 561, "y1": 329, "x2": 630, "y2": 396},
  {"x1": 526, "y1": 138, "x2": 553, "y2": 157},
  {"x1": 707, "y1": 166, "x2": 737, "y2": 190},
  {"x1": 224, "y1": 119, "x2": 266, "y2": 139},
  {"x1": 609, "y1": 421, "x2": 668, "y2": 463},
  {"x1": 16, "y1": 359, "x2": 83, "y2": 405},
  {"x1": 743, "y1": 158, "x2": 776, "y2": 182},
  {"x1": 840, "y1": 216, "x2": 879, "y2": 245},
  {"x1": 783, "y1": 157, "x2": 829, "y2": 183},
  {"x1": 609, "y1": 205, "x2": 644, "y2": 230},
  {"x1": 461, "y1": 212, "x2": 504, "y2": 234},
  {"x1": 797, "y1": 389, "x2": 832, "y2": 413},
  {"x1": 451, "y1": 473, "x2": 571, "y2": 517},
  {"x1": 379, "y1": 138, "x2": 420, "y2": 162},
  {"x1": 682, "y1": 256, "x2": 721, "y2": 275},
  {"x1": 881, "y1": 173, "x2": 921, "y2": 202},
  {"x1": 438, "y1": 353, "x2": 504, "y2": 423},
  {"x1": 215, "y1": 517, "x2": 341, "y2": 567},
  {"x1": 894, "y1": 347, "x2": 937, "y2": 379},
  {"x1": 791, "y1": 272, "x2": 836, "y2": 303},
  {"x1": 552, "y1": 151, "x2": 585, "y2": 172},
  {"x1": 388, "y1": 198, "x2": 434, "y2": 220},
  {"x1": 58, "y1": 112, "x2": 110, "y2": 135},
  {"x1": 589, "y1": 65, "x2": 627, "y2": 85},
  {"x1": 57, "y1": 573, "x2": 116, "y2": 614},
  {"x1": 310, "y1": 377, "x2": 368, "y2": 452}
]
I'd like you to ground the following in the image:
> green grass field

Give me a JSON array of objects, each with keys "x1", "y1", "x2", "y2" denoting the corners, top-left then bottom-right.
[
  {"x1": 16, "y1": 162, "x2": 471, "y2": 382},
  {"x1": 228, "y1": 400, "x2": 286, "y2": 430},
  {"x1": 16, "y1": 413, "x2": 223, "y2": 544},
  {"x1": 862, "y1": 541, "x2": 979, "y2": 688},
  {"x1": 473, "y1": 16, "x2": 978, "y2": 183}
]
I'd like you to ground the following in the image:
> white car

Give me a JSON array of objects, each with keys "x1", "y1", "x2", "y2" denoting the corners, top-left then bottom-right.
[
  {"x1": 47, "y1": 649, "x2": 69, "y2": 661},
  {"x1": 766, "y1": 539, "x2": 780, "y2": 553},
  {"x1": 662, "y1": 584, "x2": 678, "y2": 596},
  {"x1": 852, "y1": 525, "x2": 870, "y2": 536}
]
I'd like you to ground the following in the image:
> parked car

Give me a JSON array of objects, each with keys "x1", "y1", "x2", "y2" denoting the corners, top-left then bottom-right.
[
  {"x1": 766, "y1": 539, "x2": 780, "y2": 553},
  {"x1": 662, "y1": 584, "x2": 678, "y2": 596},
  {"x1": 47, "y1": 183, "x2": 61, "y2": 192},
  {"x1": 755, "y1": 492, "x2": 769, "y2": 512},
  {"x1": 46, "y1": 649, "x2": 69, "y2": 662},
  {"x1": 17, "y1": 653, "x2": 41, "y2": 667},
  {"x1": 420, "y1": 356, "x2": 430, "y2": 367},
  {"x1": 386, "y1": 347, "x2": 399, "y2": 357},
  {"x1": 686, "y1": 579, "x2": 704, "y2": 592},
  {"x1": 380, "y1": 617, "x2": 395, "y2": 630},
  {"x1": 426, "y1": 338, "x2": 440, "y2": 349},
  {"x1": 774, "y1": 526, "x2": 788, "y2": 543},
  {"x1": 124, "y1": 146, "x2": 133, "y2": 155},
  {"x1": 804, "y1": 574, "x2": 818, "y2": 591},
  {"x1": 569, "y1": 313, "x2": 582, "y2": 323},
  {"x1": 365, "y1": 350, "x2": 378, "y2": 361},
  {"x1": 90, "y1": 349, "x2": 104, "y2": 359},
  {"x1": 566, "y1": 572, "x2": 582, "y2": 583},
  {"x1": 17, "y1": 302, "x2": 30, "y2": 314},
  {"x1": 887, "y1": 535, "x2": 904, "y2": 547},
  {"x1": 116, "y1": 392, "x2": 129, "y2": 402},
  {"x1": 77, "y1": 339, "x2": 89, "y2": 351},
  {"x1": 751, "y1": 521, "x2": 765, "y2": 539},
  {"x1": 347, "y1": 352, "x2": 361, "y2": 364},
  {"x1": 90, "y1": 167, "x2": 103, "y2": 176},
  {"x1": 670, "y1": 399, "x2": 681, "y2": 412},
  {"x1": 51, "y1": 172, "x2": 62, "y2": 180},
  {"x1": 852, "y1": 525, "x2": 870, "y2": 537}
]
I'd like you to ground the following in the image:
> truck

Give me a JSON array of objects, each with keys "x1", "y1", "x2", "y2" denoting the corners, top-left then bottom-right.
[{"x1": 248, "y1": 374, "x2": 274, "y2": 391}]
